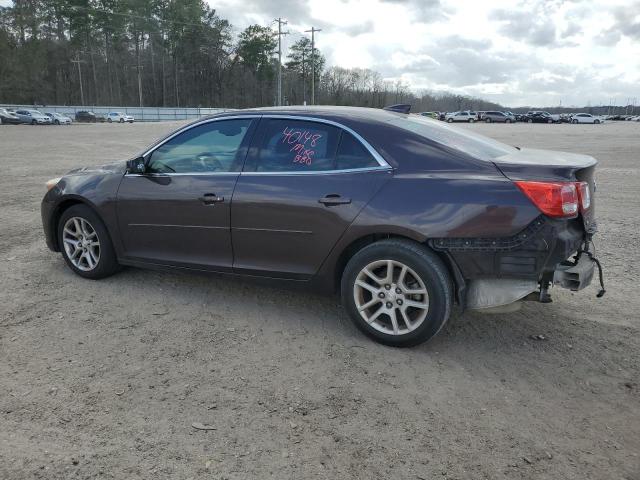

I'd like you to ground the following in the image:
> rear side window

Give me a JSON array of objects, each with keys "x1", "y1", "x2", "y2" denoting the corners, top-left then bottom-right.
[
  {"x1": 254, "y1": 119, "x2": 339, "y2": 172},
  {"x1": 335, "y1": 132, "x2": 378, "y2": 170}
]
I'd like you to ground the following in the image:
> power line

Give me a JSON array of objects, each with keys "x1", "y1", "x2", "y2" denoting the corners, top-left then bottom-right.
[{"x1": 304, "y1": 27, "x2": 321, "y2": 105}]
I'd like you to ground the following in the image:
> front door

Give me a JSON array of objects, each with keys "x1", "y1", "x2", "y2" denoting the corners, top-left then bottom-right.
[
  {"x1": 116, "y1": 118, "x2": 256, "y2": 270},
  {"x1": 231, "y1": 117, "x2": 391, "y2": 279}
]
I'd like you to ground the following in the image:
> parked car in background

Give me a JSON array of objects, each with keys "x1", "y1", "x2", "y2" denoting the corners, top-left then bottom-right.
[
  {"x1": 445, "y1": 111, "x2": 476, "y2": 122},
  {"x1": 524, "y1": 111, "x2": 554, "y2": 123},
  {"x1": 45, "y1": 112, "x2": 72, "y2": 125},
  {"x1": 106, "y1": 112, "x2": 135, "y2": 123},
  {"x1": 14, "y1": 109, "x2": 52, "y2": 125},
  {"x1": 0, "y1": 108, "x2": 22, "y2": 125},
  {"x1": 481, "y1": 111, "x2": 515, "y2": 123},
  {"x1": 41, "y1": 106, "x2": 604, "y2": 347},
  {"x1": 75, "y1": 111, "x2": 98, "y2": 123},
  {"x1": 418, "y1": 112, "x2": 438, "y2": 119},
  {"x1": 571, "y1": 113, "x2": 603, "y2": 124}
]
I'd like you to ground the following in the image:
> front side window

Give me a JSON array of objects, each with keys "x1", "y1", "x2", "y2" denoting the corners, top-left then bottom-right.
[
  {"x1": 254, "y1": 119, "x2": 339, "y2": 172},
  {"x1": 147, "y1": 119, "x2": 252, "y2": 174}
]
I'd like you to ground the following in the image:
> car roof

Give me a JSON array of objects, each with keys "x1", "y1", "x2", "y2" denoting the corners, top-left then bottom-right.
[{"x1": 207, "y1": 105, "x2": 406, "y2": 124}]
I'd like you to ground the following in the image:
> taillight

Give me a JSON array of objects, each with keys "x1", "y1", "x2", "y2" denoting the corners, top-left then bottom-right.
[
  {"x1": 514, "y1": 181, "x2": 579, "y2": 218},
  {"x1": 576, "y1": 181, "x2": 591, "y2": 210}
]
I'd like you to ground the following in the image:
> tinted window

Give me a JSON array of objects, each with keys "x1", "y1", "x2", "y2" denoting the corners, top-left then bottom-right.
[
  {"x1": 147, "y1": 119, "x2": 251, "y2": 174},
  {"x1": 386, "y1": 115, "x2": 516, "y2": 161},
  {"x1": 335, "y1": 132, "x2": 378, "y2": 170},
  {"x1": 254, "y1": 119, "x2": 339, "y2": 172}
]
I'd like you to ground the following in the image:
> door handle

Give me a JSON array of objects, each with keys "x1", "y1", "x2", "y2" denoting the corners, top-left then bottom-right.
[
  {"x1": 199, "y1": 193, "x2": 224, "y2": 205},
  {"x1": 319, "y1": 194, "x2": 351, "y2": 206}
]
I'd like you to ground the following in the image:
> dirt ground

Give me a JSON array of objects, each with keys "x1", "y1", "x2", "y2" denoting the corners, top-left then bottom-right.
[{"x1": 1, "y1": 120, "x2": 639, "y2": 480}]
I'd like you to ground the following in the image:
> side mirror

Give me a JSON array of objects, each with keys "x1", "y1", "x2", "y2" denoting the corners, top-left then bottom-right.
[{"x1": 126, "y1": 156, "x2": 146, "y2": 174}]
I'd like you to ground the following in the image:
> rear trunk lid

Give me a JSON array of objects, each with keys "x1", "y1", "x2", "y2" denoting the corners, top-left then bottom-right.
[{"x1": 492, "y1": 148, "x2": 597, "y2": 232}]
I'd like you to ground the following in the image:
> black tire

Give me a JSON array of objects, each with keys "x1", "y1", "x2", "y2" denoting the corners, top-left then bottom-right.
[
  {"x1": 594, "y1": 119, "x2": 600, "y2": 124},
  {"x1": 107, "y1": 118, "x2": 112, "y2": 123},
  {"x1": 57, "y1": 204, "x2": 120, "y2": 280},
  {"x1": 55, "y1": 119, "x2": 60, "y2": 125},
  {"x1": 447, "y1": 118, "x2": 453, "y2": 123},
  {"x1": 119, "y1": 118, "x2": 124, "y2": 123},
  {"x1": 31, "y1": 120, "x2": 37, "y2": 125},
  {"x1": 505, "y1": 119, "x2": 512, "y2": 123},
  {"x1": 468, "y1": 118, "x2": 474, "y2": 123},
  {"x1": 572, "y1": 119, "x2": 578, "y2": 124},
  {"x1": 341, "y1": 239, "x2": 452, "y2": 347},
  {"x1": 485, "y1": 118, "x2": 491, "y2": 123}
]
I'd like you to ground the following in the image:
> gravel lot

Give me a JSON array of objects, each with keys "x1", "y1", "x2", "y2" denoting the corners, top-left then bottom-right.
[{"x1": 1, "y1": 120, "x2": 639, "y2": 479}]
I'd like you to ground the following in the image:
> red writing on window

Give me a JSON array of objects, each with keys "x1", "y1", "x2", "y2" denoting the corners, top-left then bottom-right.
[{"x1": 281, "y1": 127, "x2": 322, "y2": 165}]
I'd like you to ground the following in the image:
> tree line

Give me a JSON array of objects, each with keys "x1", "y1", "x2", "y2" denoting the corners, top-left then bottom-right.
[{"x1": 0, "y1": 0, "x2": 504, "y2": 112}]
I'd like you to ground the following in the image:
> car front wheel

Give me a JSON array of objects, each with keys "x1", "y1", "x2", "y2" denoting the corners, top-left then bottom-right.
[
  {"x1": 341, "y1": 239, "x2": 452, "y2": 347},
  {"x1": 58, "y1": 205, "x2": 120, "y2": 279}
]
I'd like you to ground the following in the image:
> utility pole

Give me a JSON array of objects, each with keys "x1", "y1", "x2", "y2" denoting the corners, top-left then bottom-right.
[
  {"x1": 301, "y1": 48, "x2": 306, "y2": 105},
  {"x1": 71, "y1": 55, "x2": 86, "y2": 105},
  {"x1": 131, "y1": 65, "x2": 144, "y2": 107},
  {"x1": 274, "y1": 18, "x2": 288, "y2": 106},
  {"x1": 305, "y1": 27, "x2": 321, "y2": 105}
]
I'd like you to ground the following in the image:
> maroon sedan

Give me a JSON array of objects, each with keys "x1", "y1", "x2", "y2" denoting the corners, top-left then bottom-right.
[{"x1": 41, "y1": 106, "x2": 604, "y2": 347}]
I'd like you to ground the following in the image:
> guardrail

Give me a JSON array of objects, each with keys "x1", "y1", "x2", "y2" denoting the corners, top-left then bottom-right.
[{"x1": 0, "y1": 105, "x2": 231, "y2": 122}]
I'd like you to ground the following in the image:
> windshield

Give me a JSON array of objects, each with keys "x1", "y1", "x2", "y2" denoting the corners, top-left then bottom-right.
[{"x1": 386, "y1": 115, "x2": 516, "y2": 161}]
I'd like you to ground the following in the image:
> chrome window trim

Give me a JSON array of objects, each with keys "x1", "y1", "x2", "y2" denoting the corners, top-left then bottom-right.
[{"x1": 127, "y1": 113, "x2": 391, "y2": 177}]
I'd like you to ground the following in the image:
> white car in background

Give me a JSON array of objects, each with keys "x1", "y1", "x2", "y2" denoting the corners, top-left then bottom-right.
[
  {"x1": 45, "y1": 112, "x2": 72, "y2": 125},
  {"x1": 445, "y1": 111, "x2": 476, "y2": 123},
  {"x1": 105, "y1": 112, "x2": 134, "y2": 123},
  {"x1": 571, "y1": 113, "x2": 603, "y2": 124}
]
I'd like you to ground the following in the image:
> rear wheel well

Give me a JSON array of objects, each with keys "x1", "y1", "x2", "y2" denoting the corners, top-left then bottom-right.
[{"x1": 334, "y1": 234, "x2": 464, "y2": 304}]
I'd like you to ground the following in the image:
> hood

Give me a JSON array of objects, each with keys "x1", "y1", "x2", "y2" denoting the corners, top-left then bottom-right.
[{"x1": 66, "y1": 160, "x2": 127, "y2": 176}]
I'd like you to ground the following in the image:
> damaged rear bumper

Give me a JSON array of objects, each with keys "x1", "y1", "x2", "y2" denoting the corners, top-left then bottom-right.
[{"x1": 430, "y1": 216, "x2": 602, "y2": 310}]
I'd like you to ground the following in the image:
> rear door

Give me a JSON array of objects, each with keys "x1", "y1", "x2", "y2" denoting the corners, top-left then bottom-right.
[
  {"x1": 231, "y1": 117, "x2": 391, "y2": 279},
  {"x1": 116, "y1": 117, "x2": 256, "y2": 270}
]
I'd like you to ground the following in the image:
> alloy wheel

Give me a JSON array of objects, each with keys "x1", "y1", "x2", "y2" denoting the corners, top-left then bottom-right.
[
  {"x1": 353, "y1": 259, "x2": 429, "y2": 335},
  {"x1": 62, "y1": 217, "x2": 100, "y2": 271}
]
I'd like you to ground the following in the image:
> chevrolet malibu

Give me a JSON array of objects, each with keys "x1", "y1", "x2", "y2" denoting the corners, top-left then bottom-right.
[{"x1": 41, "y1": 106, "x2": 605, "y2": 347}]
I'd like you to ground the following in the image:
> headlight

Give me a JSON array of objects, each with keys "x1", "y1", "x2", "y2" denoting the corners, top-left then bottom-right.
[{"x1": 46, "y1": 177, "x2": 61, "y2": 191}]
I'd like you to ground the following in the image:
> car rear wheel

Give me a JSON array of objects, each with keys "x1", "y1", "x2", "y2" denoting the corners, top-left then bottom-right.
[
  {"x1": 506, "y1": 119, "x2": 512, "y2": 123},
  {"x1": 447, "y1": 118, "x2": 453, "y2": 123},
  {"x1": 119, "y1": 118, "x2": 124, "y2": 123},
  {"x1": 58, "y1": 205, "x2": 120, "y2": 280},
  {"x1": 107, "y1": 118, "x2": 112, "y2": 123},
  {"x1": 485, "y1": 118, "x2": 491, "y2": 123},
  {"x1": 341, "y1": 239, "x2": 452, "y2": 347},
  {"x1": 572, "y1": 119, "x2": 578, "y2": 124},
  {"x1": 468, "y1": 118, "x2": 474, "y2": 123},
  {"x1": 594, "y1": 119, "x2": 600, "y2": 124}
]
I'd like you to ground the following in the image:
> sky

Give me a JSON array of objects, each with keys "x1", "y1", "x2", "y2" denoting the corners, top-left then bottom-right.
[{"x1": 211, "y1": 0, "x2": 640, "y2": 107}]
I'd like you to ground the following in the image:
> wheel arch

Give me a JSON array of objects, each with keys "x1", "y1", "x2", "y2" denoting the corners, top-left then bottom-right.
[
  {"x1": 331, "y1": 232, "x2": 465, "y2": 305},
  {"x1": 49, "y1": 196, "x2": 106, "y2": 251}
]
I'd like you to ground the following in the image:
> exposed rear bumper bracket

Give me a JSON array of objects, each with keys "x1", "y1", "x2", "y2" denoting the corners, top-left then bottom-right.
[{"x1": 553, "y1": 254, "x2": 596, "y2": 292}]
